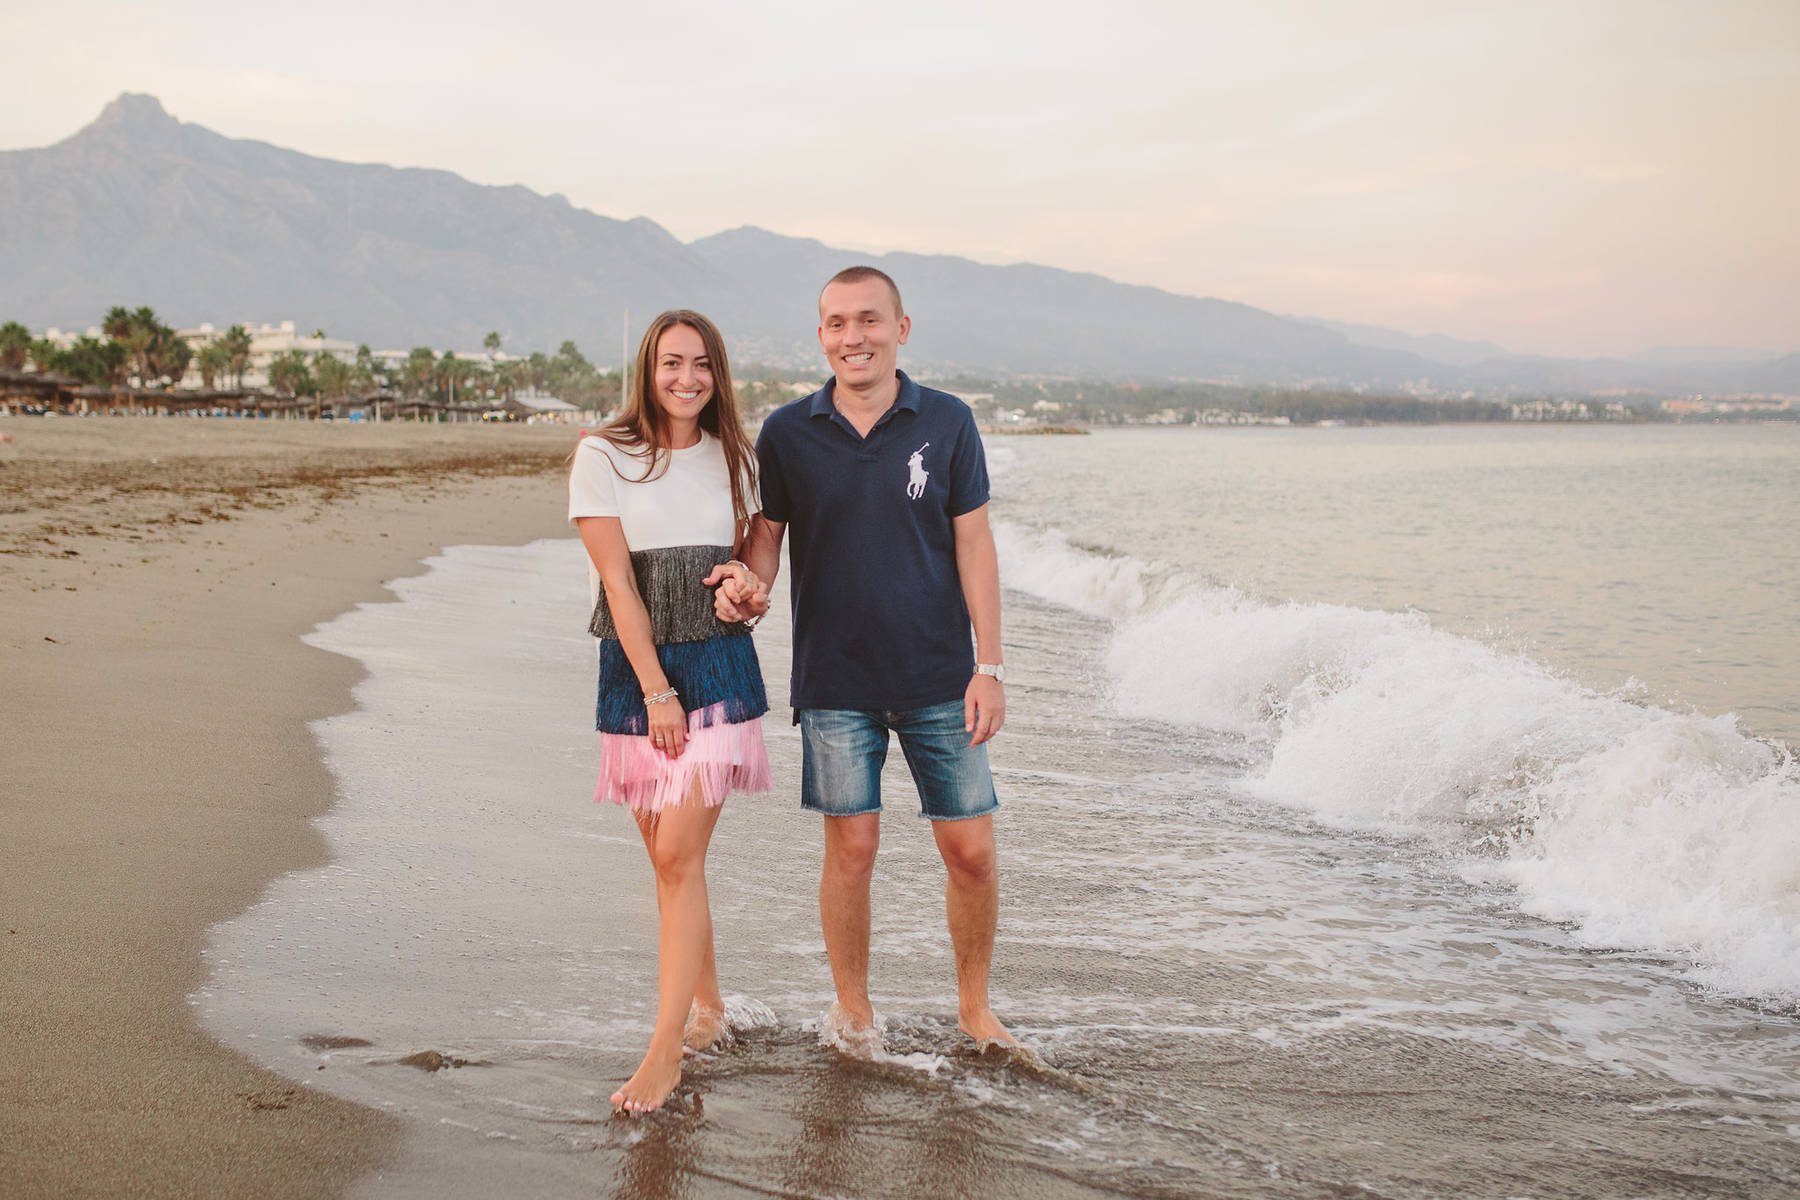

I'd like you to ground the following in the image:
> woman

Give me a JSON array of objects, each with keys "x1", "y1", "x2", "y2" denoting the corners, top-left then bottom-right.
[{"x1": 567, "y1": 309, "x2": 769, "y2": 1113}]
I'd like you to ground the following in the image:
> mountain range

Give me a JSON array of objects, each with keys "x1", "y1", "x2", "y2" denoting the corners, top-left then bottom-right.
[{"x1": 2, "y1": 94, "x2": 1793, "y2": 396}]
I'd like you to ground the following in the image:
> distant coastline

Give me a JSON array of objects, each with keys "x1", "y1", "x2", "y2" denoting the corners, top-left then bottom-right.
[{"x1": 5, "y1": 304, "x2": 1793, "y2": 430}]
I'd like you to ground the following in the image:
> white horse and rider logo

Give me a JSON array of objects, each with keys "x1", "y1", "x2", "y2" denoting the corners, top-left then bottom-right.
[{"x1": 906, "y1": 443, "x2": 930, "y2": 499}]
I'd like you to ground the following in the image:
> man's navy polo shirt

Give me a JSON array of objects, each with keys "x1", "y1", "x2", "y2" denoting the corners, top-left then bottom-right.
[{"x1": 757, "y1": 370, "x2": 990, "y2": 714}]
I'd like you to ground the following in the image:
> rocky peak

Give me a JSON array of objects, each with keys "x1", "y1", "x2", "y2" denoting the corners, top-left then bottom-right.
[
  {"x1": 72, "y1": 93, "x2": 182, "y2": 151},
  {"x1": 94, "y1": 93, "x2": 173, "y2": 129}
]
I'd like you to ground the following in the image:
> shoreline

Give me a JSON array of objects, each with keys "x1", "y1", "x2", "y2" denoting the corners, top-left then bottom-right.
[{"x1": 1, "y1": 418, "x2": 575, "y2": 1197}]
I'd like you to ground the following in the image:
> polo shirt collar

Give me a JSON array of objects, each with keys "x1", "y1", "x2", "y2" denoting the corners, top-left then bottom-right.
[{"x1": 808, "y1": 370, "x2": 922, "y2": 419}]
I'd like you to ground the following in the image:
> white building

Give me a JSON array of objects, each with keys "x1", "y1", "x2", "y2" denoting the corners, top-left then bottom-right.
[{"x1": 177, "y1": 321, "x2": 357, "y2": 389}]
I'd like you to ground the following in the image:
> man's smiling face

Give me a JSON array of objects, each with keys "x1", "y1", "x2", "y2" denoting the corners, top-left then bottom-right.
[{"x1": 818, "y1": 277, "x2": 910, "y2": 393}]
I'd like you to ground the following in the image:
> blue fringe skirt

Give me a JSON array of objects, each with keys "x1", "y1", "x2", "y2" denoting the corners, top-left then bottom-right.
[{"x1": 593, "y1": 633, "x2": 768, "y2": 736}]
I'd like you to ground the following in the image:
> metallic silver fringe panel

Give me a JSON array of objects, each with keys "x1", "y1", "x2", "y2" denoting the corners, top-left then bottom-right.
[{"x1": 588, "y1": 543, "x2": 754, "y2": 644}]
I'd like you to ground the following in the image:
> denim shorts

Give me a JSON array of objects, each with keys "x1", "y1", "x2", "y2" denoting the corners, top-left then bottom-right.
[{"x1": 799, "y1": 699, "x2": 999, "y2": 822}]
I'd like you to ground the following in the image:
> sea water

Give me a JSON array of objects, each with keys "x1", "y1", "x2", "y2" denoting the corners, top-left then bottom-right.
[{"x1": 196, "y1": 424, "x2": 1800, "y2": 1198}]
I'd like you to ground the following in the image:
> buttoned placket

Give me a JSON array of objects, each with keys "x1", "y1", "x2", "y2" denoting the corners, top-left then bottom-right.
[{"x1": 825, "y1": 403, "x2": 909, "y2": 463}]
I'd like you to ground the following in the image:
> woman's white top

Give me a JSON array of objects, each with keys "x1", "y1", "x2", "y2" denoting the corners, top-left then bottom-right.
[{"x1": 568, "y1": 432, "x2": 750, "y2": 602}]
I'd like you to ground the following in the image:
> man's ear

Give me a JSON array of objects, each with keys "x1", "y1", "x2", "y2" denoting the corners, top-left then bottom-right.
[{"x1": 897, "y1": 314, "x2": 911, "y2": 345}]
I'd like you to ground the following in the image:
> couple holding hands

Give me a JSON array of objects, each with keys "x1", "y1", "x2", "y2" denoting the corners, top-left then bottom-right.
[{"x1": 568, "y1": 267, "x2": 1011, "y2": 1113}]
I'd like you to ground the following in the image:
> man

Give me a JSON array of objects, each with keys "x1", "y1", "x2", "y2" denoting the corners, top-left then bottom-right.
[{"x1": 711, "y1": 266, "x2": 1012, "y2": 1047}]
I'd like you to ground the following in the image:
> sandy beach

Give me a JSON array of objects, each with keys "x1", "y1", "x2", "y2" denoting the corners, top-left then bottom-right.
[{"x1": 0, "y1": 417, "x2": 575, "y2": 1198}]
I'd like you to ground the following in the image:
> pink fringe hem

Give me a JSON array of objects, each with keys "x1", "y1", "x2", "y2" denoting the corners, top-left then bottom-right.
[{"x1": 595, "y1": 702, "x2": 771, "y2": 813}]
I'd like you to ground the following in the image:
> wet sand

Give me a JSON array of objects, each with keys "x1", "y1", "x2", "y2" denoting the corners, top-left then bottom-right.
[{"x1": 0, "y1": 417, "x2": 575, "y2": 1198}]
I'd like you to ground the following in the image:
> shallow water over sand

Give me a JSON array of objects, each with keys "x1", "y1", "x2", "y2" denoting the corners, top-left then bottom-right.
[{"x1": 198, "y1": 491, "x2": 1800, "y2": 1196}]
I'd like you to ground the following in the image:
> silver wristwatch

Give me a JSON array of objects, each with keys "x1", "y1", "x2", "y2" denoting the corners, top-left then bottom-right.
[{"x1": 974, "y1": 662, "x2": 1006, "y2": 684}]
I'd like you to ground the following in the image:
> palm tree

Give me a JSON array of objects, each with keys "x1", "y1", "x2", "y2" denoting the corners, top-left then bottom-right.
[
  {"x1": 267, "y1": 349, "x2": 313, "y2": 400},
  {"x1": 494, "y1": 359, "x2": 523, "y2": 402},
  {"x1": 403, "y1": 347, "x2": 437, "y2": 402},
  {"x1": 152, "y1": 328, "x2": 193, "y2": 388},
  {"x1": 197, "y1": 341, "x2": 231, "y2": 391},
  {"x1": 0, "y1": 321, "x2": 29, "y2": 371},
  {"x1": 466, "y1": 363, "x2": 495, "y2": 406},
  {"x1": 353, "y1": 345, "x2": 386, "y2": 421},
  {"x1": 354, "y1": 344, "x2": 378, "y2": 388},
  {"x1": 483, "y1": 331, "x2": 502, "y2": 355},
  {"x1": 90, "y1": 307, "x2": 135, "y2": 388},
  {"x1": 59, "y1": 336, "x2": 125, "y2": 388},
  {"x1": 313, "y1": 352, "x2": 354, "y2": 419},
  {"x1": 220, "y1": 325, "x2": 254, "y2": 389},
  {"x1": 124, "y1": 306, "x2": 162, "y2": 384},
  {"x1": 437, "y1": 350, "x2": 469, "y2": 408},
  {"x1": 29, "y1": 339, "x2": 60, "y2": 374}
]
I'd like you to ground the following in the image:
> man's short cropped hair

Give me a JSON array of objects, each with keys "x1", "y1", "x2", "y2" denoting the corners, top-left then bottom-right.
[{"x1": 822, "y1": 265, "x2": 904, "y2": 318}]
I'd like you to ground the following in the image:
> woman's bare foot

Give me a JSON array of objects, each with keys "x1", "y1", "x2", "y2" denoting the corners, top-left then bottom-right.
[
  {"x1": 958, "y1": 1006, "x2": 1015, "y2": 1046},
  {"x1": 610, "y1": 1054, "x2": 682, "y2": 1114},
  {"x1": 683, "y1": 1002, "x2": 727, "y2": 1051}
]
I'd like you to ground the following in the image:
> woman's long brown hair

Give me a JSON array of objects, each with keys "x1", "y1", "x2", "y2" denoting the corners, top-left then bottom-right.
[{"x1": 599, "y1": 309, "x2": 759, "y2": 545}]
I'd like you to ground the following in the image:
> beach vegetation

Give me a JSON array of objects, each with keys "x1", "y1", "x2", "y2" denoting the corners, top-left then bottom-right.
[
  {"x1": 101, "y1": 306, "x2": 134, "y2": 342},
  {"x1": 494, "y1": 359, "x2": 525, "y2": 401},
  {"x1": 82, "y1": 305, "x2": 195, "y2": 388},
  {"x1": 0, "y1": 321, "x2": 30, "y2": 370},
  {"x1": 48, "y1": 335, "x2": 129, "y2": 387},
  {"x1": 402, "y1": 347, "x2": 438, "y2": 400},
  {"x1": 313, "y1": 352, "x2": 354, "y2": 404},
  {"x1": 28, "y1": 338, "x2": 60, "y2": 374},
  {"x1": 196, "y1": 341, "x2": 231, "y2": 390},
  {"x1": 437, "y1": 349, "x2": 476, "y2": 401},
  {"x1": 4, "y1": 305, "x2": 653, "y2": 418},
  {"x1": 353, "y1": 344, "x2": 383, "y2": 396},
  {"x1": 0, "y1": 323, "x2": 31, "y2": 371},
  {"x1": 914, "y1": 374, "x2": 1677, "y2": 426},
  {"x1": 267, "y1": 349, "x2": 314, "y2": 398},
  {"x1": 219, "y1": 325, "x2": 254, "y2": 389}
]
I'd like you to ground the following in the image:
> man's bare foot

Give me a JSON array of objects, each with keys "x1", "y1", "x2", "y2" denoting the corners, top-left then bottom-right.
[
  {"x1": 820, "y1": 1001, "x2": 885, "y2": 1058},
  {"x1": 610, "y1": 1054, "x2": 682, "y2": 1114},
  {"x1": 958, "y1": 1007, "x2": 1015, "y2": 1046},
  {"x1": 683, "y1": 1002, "x2": 727, "y2": 1052}
]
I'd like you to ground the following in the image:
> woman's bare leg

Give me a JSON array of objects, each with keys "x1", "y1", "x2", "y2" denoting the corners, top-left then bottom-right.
[
  {"x1": 636, "y1": 815, "x2": 726, "y2": 1048},
  {"x1": 612, "y1": 782, "x2": 723, "y2": 1112}
]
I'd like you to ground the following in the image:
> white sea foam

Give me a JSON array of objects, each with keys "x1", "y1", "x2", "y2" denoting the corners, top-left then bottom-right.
[
  {"x1": 815, "y1": 1004, "x2": 946, "y2": 1074},
  {"x1": 994, "y1": 521, "x2": 1800, "y2": 1003}
]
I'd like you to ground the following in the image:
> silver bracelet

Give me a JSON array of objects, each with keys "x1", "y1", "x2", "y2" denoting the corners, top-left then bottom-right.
[{"x1": 643, "y1": 687, "x2": 678, "y2": 706}]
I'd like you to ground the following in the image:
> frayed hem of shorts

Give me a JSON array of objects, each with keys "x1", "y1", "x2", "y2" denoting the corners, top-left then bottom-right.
[{"x1": 918, "y1": 804, "x2": 1000, "y2": 822}]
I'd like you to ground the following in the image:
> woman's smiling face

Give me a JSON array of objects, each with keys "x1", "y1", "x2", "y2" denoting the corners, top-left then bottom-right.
[{"x1": 652, "y1": 323, "x2": 714, "y2": 430}]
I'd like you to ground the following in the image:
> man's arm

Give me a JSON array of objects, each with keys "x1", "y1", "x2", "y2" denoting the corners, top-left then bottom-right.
[{"x1": 953, "y1": 503, "x2": 1005, "y2": 745}]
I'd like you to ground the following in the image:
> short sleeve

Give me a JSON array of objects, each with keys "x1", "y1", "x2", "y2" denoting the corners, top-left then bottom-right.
[
  {"x1": 755, "y1": 422, "x2": 791, "y2": 524},
  {"x1": 944, "y1": 406, "x2": 990, "y2": 517},
  {"x1": 568, "y1": 438, "x2": 620, "y2": 521}
]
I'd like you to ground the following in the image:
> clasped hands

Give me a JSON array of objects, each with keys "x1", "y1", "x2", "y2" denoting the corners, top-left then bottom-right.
[{"x1": 704, "y1": 561, "x2": 771, "y2": 624}]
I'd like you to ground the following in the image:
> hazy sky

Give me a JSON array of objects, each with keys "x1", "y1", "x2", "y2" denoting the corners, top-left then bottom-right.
[{"x1": 4, "y1": 0, "x2": 1795, "y2": 358}]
